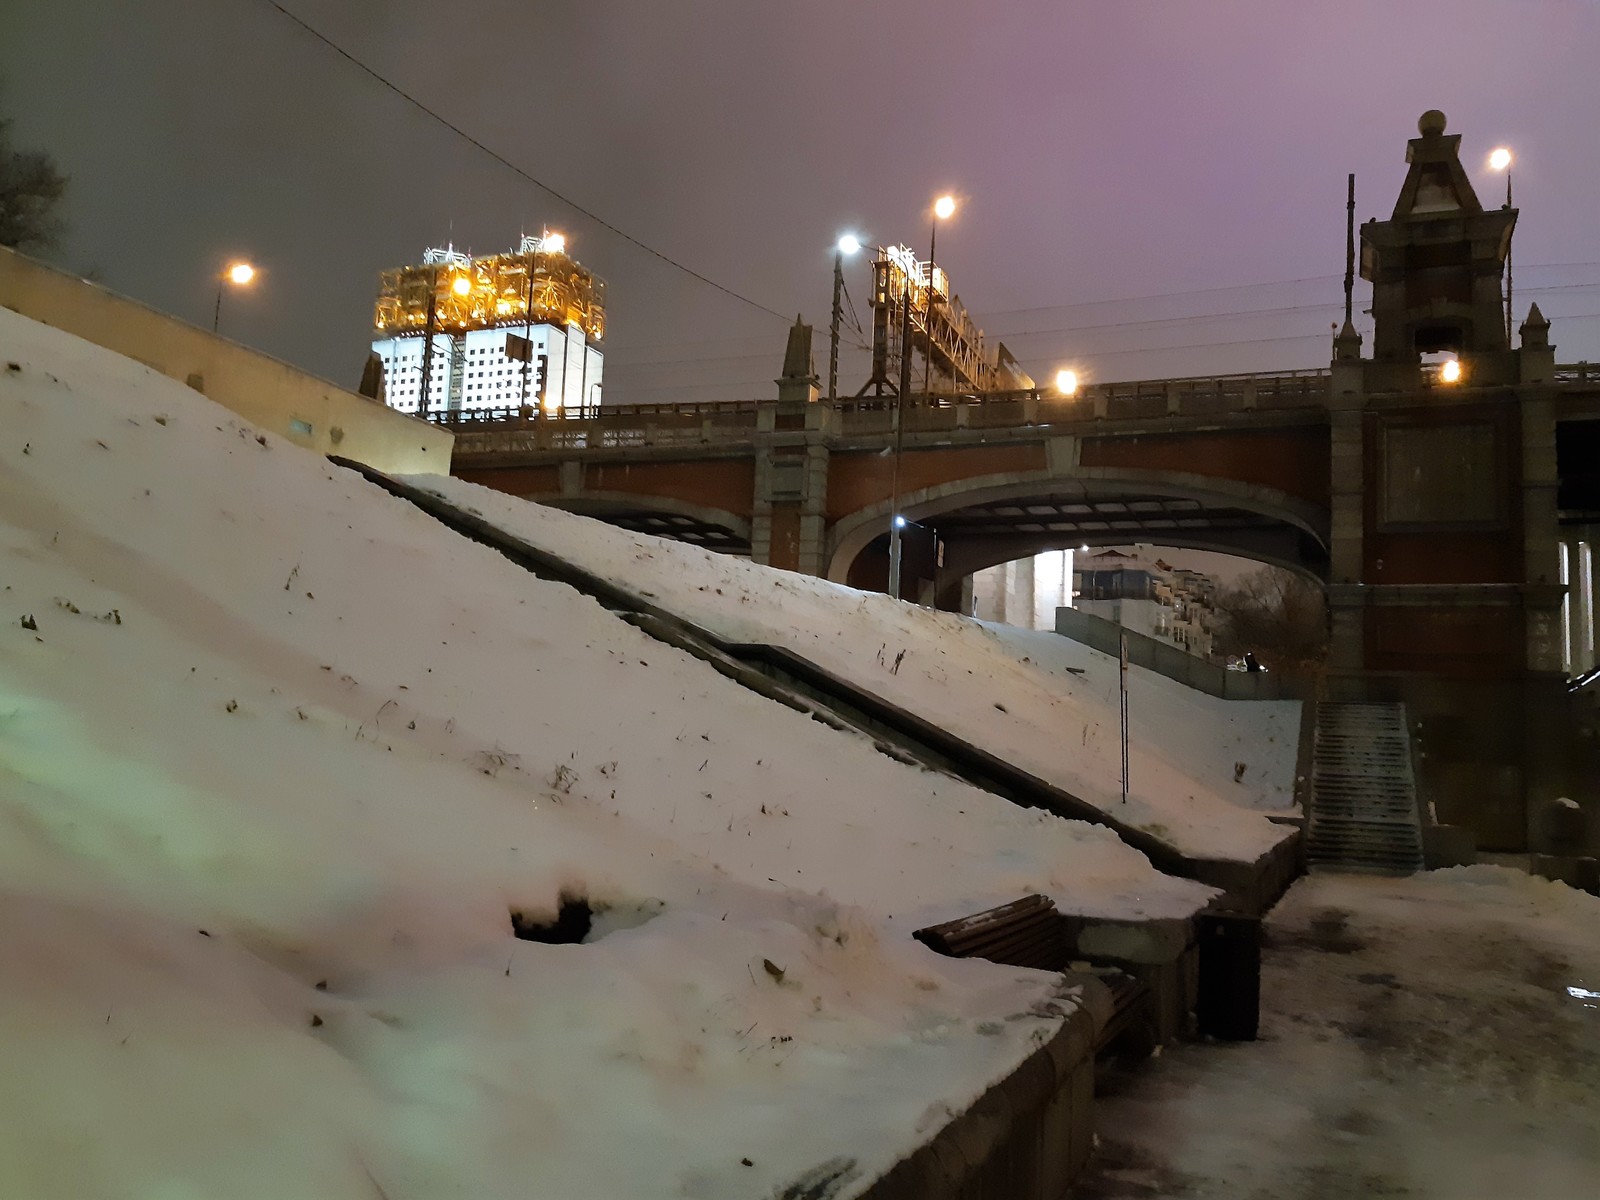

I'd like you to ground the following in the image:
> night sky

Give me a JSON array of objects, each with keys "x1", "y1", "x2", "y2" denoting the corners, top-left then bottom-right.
[{"x1": 6, "y1": 1, "x2": 1598, "y2": 402}]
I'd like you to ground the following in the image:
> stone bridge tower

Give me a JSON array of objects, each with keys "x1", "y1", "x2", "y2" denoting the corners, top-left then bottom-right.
[{"x1": 1329, "y1": 110, "x2": 1566, "y2": 849}]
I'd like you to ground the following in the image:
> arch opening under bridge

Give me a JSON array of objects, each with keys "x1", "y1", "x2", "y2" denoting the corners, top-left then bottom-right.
[{"x1": 825, "y1": 469, "x2": 1330, "y2": 607}]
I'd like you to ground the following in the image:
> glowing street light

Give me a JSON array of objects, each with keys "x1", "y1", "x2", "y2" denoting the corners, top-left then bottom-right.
[
  {"x1": 1488, "y1": 147, "x2": 1513, "y2": 172},
  {"x1": 933, "y1": 195, "x2": 957, "y2": 221},
  {"x1": 212, "y1": 260, "x2": 257, "y2": 334},
  {"x1": 1440, "y1": 358, "x2": 1463, "y2": 384},
  {"x1": 829, "y1": 232, "x2": 863, "y2": 403},
  {"x1": 1055, "y1": 369, "x2": 1079, "y2": 396}
]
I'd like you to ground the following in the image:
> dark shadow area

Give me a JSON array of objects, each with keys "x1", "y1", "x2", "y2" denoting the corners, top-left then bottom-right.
[{"x1": 511, "y1": 893, "x2": 593, "y2": 944}]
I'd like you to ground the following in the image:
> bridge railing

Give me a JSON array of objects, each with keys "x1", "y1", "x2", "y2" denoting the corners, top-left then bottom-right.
[
  {"x1": 1555, "y1": 363, "x2": 1600, "y2": 385},
  {"x1": 436, "y1": 367, "x2": 1335, "y2": 454}
]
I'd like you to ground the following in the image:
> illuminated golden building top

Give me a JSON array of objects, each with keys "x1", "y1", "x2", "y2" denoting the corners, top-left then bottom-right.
[{"x1": 374, "y1": 235, "x2": 606, "y2": 342}]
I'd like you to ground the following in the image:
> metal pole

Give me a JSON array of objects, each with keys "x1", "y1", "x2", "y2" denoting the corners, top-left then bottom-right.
[
  {"x1": 419, "y1": 264, "x2": 438, "y2": 419},
  {"x1": 888, "y1": 282, "x2": 912, "y2": 599},
  {"x1": 1505, "y1": 173, "x2": 1514, "y2": 343},
  {"x1": 212, "y1": 283, "x2": 223, "y2": 334},
  {"x1": 1343, "y1": 173, "x2": 1355, "y2": 327},
  {"x1": 828, "y1": 249, "x2": 843, "y2": 403},
  {"x1": 520, "y1": 238, "x2": 538, "y2": 417},
  {"x1": 1119, "y1": 631, "x2": 1130, "y2": 805},
  {"x1": 922, "y1": 218, "x2": 937, "y2": 400}
]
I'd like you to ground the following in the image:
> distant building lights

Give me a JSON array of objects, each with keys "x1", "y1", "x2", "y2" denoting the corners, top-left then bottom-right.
[
  {"x1": 451, "y1": 276, "x2": 472, "y2": 296},
  {"x1": 543, "y1": 233, "x2": 566, "y2": 255}
]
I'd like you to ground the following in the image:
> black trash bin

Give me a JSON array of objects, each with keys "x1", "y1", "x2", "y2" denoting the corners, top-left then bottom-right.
[{"x1": 1195, "y1": 909, "x2": 1260, "y2": 1041}]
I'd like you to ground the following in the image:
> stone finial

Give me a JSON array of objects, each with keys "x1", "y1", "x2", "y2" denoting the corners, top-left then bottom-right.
[
  {"x1": 779, "y1": 314, "x2": 818, "y2": 383},
  {"x1": 1520, "y1": 302, "x2": 1551, "y2": 349},
  {"x1": 1418, "y1": 109, "x2": 1447, "y2": 137},
  {"x1": 1333, "y1": 319, "x2": 1363, "y2": 361}
]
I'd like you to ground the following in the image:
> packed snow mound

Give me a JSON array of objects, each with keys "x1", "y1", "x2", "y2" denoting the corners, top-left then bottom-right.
[
  {"x1": 410, "y1": 475, "x2": 1299, "y2": 859},
  {"x1": 0, "y1": 308, "x2": 1210, "y2": 1199}
]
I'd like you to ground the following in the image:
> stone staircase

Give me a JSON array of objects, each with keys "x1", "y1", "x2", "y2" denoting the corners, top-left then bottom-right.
[{"x1": 1307, "y1": 702, "x2": 1424, "y2": 874}]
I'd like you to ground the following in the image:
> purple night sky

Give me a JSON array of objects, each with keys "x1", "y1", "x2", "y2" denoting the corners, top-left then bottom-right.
[{"x1": 6, "y1": 1, "x2": 1598, "y2": 400}]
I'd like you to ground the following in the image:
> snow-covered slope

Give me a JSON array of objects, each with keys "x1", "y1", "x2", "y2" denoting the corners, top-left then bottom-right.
[
  {"x1": 0, "y1": 309, "x2": 1214, "y2": 1199},
  {"x1": 410, "y1": 476, "x2": 1301, "y2": 859}
]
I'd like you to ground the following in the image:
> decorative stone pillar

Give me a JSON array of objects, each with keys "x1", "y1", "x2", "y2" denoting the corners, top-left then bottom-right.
[
  {"x1": 1326, "y1": 321, "x2": 1367, "y2": 675},
  {"x1": 753, "y1": 318, "x2": 826, "y2": 572}
]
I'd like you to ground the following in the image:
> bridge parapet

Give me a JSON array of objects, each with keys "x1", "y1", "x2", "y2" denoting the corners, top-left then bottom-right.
[{"x1": 439, "y1": 367, "x2": 1335, "y2": 457}]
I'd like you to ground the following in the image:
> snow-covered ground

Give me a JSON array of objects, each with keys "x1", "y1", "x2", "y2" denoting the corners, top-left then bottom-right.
[
  {"x1": 1075, "y1": 867, "x2": 1600, "y2": 1199},
  {"x1": 409, "y1": 476, "x2": 1301, "y2": 860},
  {"x1": 0, "y1": 308, "x2": 1241, "y2": 1198}
]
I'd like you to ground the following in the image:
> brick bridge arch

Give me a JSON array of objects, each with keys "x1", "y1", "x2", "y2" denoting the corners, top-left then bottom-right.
[{"x1": 825, "y1": 467, "x2": 1331, "y2": 598}]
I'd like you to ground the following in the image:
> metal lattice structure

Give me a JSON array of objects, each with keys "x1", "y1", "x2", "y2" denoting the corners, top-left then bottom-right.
[{"x1": 865, "y1": 245, "x2": 1031, "y2": 396}]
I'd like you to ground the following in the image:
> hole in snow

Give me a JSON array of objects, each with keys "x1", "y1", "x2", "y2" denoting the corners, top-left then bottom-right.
[
  {"x1": 509, "y1": 895, "x2": 664, "y2": 945},
  {"x1": 511, "y1": 893, "x2": 592, "y2": 944}
]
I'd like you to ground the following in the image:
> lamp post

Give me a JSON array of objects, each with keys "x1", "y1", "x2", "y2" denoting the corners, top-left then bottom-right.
[
  {"x1": 887, "y1": 280, "x2": 913, "y2": 599},
  {"x1": 828, "y1": 233, "x2": 861, "y2": 404},
  {"x1": 212, "y1": 261, "x2": 255, "y2": 334},
  {"x1": 1489, "y1": 146, "x2": 1513, "y2": 342},
  {"x1": 922, "y1": 195, "x2": 956, "y2": 399},
  {"x1": 519, "y1": 231, "x2": 561, "y2": 418},
  {"x1": 888, "y1": 195, "x2": 957, "y2": 600}
]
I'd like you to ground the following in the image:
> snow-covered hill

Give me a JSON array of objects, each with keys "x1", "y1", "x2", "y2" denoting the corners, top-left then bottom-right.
[
  {"x1": 0, "y1": 309, "x2": 1224, "y2": 1199},
  {"x1": 411, "y1": 477, "x2": 1301, "y2": 859}
]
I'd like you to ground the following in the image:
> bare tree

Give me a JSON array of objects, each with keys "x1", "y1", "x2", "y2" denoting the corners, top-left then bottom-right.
[
  {"x1": 0, "y1": 115, "x2": 68, "y2": 252},
  {"x1": 1212, "y1": 566, "x2": 1327, "y2": 676}
]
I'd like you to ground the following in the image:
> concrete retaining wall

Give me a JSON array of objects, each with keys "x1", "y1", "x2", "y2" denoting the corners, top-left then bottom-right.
[
  {"x1": 862, "y1": 983, "x2": 1106, "y2": 1199},
  {"x1": 1054, "y1": 605, "x2": 1312, "y2": 701},
  {"x1": 0, "y1": 246, "x2": 451, "y2": 475}
]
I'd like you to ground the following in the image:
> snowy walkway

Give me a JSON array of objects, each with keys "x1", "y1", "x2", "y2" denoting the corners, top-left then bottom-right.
[{"x1": 1073, "y1": 867, "x2": 1600, "y2": 1199}]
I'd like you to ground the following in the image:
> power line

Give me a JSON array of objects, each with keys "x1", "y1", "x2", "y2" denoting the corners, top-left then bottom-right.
[
  {"x1": 971, "y1": 263, "x2": 1600, "y2": 325},
  {"x1": 256, "y1": 0, "x2": 791, "y2": 324}
]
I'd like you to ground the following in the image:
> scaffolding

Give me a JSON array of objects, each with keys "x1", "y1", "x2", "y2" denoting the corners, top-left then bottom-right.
[{"x1": 865, "y1": 244, "x2": 1031, "y2": 396}]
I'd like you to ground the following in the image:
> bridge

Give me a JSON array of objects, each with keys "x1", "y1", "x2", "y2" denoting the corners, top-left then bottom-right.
[
  {"x1": 434, "y1": 368, "x2": 1340, "y2": 598},
  {"x1": 417, "y1": 111, "x2": 1600, "y2": 855}
]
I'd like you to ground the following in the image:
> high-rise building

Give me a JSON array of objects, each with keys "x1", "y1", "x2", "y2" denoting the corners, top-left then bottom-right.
[{"x1": 370, "y1": 234, "x2": 605, "y2": 418}]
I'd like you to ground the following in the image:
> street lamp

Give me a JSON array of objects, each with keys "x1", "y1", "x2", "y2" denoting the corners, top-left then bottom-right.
[
  {"x1": 922, "y1": 195, "x2": 957, "y2": 397},
  {"x1": 1055, "y1": 368, "x2": 1079, "y2": 396},
  {"x1": 828, "y1": 233, "x2": 862, "y2": 403},
  {"x1": 1440, "y1": 358, "x2": 1463, "y2": 384},
  {"x1": 1489, "y1": 147, "x2": 1514, "y2": 341},
  {"x1": 212, "y1": 261, "x2": 255, "y2": 334}
]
